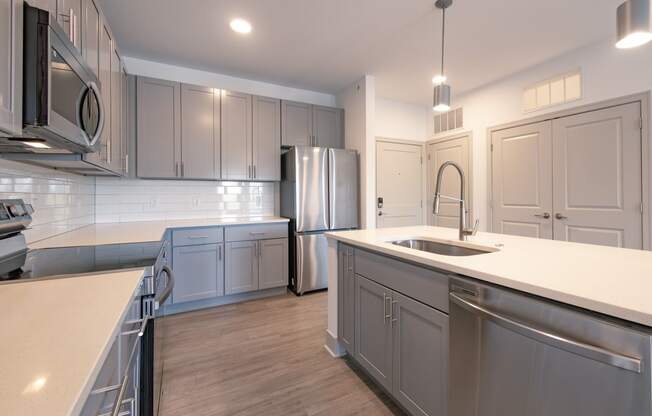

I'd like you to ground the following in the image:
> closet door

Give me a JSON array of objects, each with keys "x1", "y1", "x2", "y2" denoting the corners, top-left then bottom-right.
[
  {"x1": 491, "y1": 121, "x2": 553, "y2": 239},
  {"x1": 552, "y1": 102, "x2": 642, "y2": 249}
]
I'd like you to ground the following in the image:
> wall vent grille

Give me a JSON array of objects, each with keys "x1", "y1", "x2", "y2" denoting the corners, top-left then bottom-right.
[
  {"x1": 434, "y1": 107, "x2": 463, "y2": 134},
  {"x1": 523, "y1": 70, "x2": 582, "y2": 113}
]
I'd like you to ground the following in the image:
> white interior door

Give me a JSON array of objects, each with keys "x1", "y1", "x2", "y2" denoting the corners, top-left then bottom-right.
[
  {"x1": 491, "y1": 121, "x2": 554, "y2": 239},
  {"x1": 376, "y1": 141, "x2": 423, "y2": 228},
  {"x1": 428, "y1": 135, "x2": 471, "y2": 228},
  {"x1": 552, "y1": 103, "x2": 643, "y2": 249}
]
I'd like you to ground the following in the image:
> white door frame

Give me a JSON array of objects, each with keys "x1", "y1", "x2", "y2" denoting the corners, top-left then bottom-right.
[
  {"x1": 486, "y1": 91, "x2": 651, "y2": 250},
  {"x1": 425, "y1": 131, "x2": 474, "y2": 226},
  {"x1": 375, "y1": 137, "x2": 426, "y2": 225}
]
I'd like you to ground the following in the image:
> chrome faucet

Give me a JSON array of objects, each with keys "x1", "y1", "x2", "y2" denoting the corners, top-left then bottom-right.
[{"x1": 433, "y1": 161, "x2": 479, "y2": 241}]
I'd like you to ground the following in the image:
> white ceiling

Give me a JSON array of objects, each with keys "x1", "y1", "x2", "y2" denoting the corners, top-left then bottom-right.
[{"x1": 100, "y1": 0, "x2": 621, "y2": 105}]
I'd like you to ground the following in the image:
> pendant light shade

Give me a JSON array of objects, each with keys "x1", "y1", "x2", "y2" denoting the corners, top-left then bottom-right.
[
  {"x1": 616, "y1": 0, "x2": 652, "y2": 48},
  {"x1": 433, "y1": 0, "x2": 452, "y2": 112},
  {"x1": 433, "y1": 84, "x2": 451, "y2": 112}
]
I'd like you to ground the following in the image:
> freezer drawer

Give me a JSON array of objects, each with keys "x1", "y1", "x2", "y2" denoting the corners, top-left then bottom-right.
[{"x1": 294, "y1": 233, "x2": 328, "y2": 294}]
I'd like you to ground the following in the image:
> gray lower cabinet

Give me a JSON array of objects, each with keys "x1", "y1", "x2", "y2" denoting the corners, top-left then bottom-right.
[
  {"x1": 172, "y1": 243, "x2": 224, "y2": 303},
  {"x1": 226, "y1": 237, "x2": 288, "y2": 294},
  {"x1": 355, "y1": 274, "x2": 393, "y2": 391},
  {"x1": 0, "y1": 0, "x2": 22, "y2": 136},
  {"x1": 337, "y1": 244, "x2": 355, "y2": 353},
  {"x1": 225, "y1": 240, "x2": 258, "y2": 294},
  {"x1": 345, "y1": 249, "x2": 449, "y2": 416},
  {"x1": 392, "y1": 291, "x2": 448, "y2": 416},
  {"x1": 136, "y1": 76, "x2": 181, "y2": 178},
  {"x1": 258, "y1": 238, "x2": 288, "y2": 289}
]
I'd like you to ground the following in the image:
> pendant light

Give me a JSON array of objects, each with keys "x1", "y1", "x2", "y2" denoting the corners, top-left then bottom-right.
[
  {"x1": 433, "y1": 0, "x2": 452, "y2": 112},
  {"x1": 616, "y1": 0, "x2": 652, "y2": 48}
]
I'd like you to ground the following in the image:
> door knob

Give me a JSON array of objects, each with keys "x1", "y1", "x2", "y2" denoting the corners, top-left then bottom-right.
[
  {"x1": 555, "y1": 213, "x2": 567, "y2": 220},
  {"x1": 534, "y1": 212, "x2": 551, "y2": 219},
  {"x1": 378, "y1": 211, "x2": 383, "y2": 216}
]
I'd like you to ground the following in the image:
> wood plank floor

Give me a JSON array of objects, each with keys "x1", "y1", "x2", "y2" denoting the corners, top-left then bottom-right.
[{"x1": 159, "y1": 291, "x2": 406, "y2": 416}]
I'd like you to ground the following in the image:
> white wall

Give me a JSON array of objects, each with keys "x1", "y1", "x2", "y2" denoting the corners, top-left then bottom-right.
[
  {"x1": 124, "y1": 57, "x2": 337, "y2": 106},
  {"x1": 375, "y1": 97, "x2": 432, "y2": 141},
  {"x1": 442, "y1": 38, "x2": 652, "y2": 240},
  {"x1": 337, "y1": 75, "x2": 376, "y2": 229}
]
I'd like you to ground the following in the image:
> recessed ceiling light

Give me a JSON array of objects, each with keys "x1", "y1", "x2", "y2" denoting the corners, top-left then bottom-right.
[{"x1": 230, "y1": 18, "x2": 252, "y2": 34}]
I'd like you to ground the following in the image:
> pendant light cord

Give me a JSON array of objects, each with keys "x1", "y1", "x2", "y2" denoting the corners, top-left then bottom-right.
[{"x1": 440, "y1": 7, "x2": 446, "y2": 77}]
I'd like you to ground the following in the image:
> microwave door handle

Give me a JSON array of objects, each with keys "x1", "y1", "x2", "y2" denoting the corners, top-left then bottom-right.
[
  {"x1": 154, "y1": 265, "x2": 175, "y2": 309},
  {"x1": 87, "y1": 81, "x2": 105, "y2": 147},
  {"x1": 449, "y1": 292, "x2": 642, "y2": 373}
]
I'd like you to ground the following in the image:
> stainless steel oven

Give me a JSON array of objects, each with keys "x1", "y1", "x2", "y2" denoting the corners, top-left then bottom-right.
[
  {"x1": 17, "y1": 4, "x2": 104, "y2": 153},
  {"x1": 449, "y1": 276, "x2": 652, "y2": 416}
]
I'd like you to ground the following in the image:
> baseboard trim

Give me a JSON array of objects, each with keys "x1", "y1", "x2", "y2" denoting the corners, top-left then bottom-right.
[
  {"x1": 324, "y1": 329, "x2": 346, "y2": 358},
  {"x1": 162, "y1": 287, "x2": 288, "y2": 316}
]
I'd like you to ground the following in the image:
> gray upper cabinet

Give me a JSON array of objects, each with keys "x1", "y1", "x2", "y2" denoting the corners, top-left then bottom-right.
[
  {"x1": 81, "y1": 0, "x2": 99, "y2": 77},
  {"x1": 258, "y1": 238, "x2": 288, "y2": 290},
  {"x1": 313, "y1": 105, "x2": 344, "y2": 149},
  {"x1": 181, "y1": 84, "x2": 221, "y2": 179},
  {"x1": 54, "y1": 0, "x2": 82, "y2": 51},
  {"x1": 221, "y1": 90, "x2": 252, "y2": 180},
  {"x1": 136, "y1": 77, "x2": 181, "y2": 178},
  {"x1": 281, "y1": 100, "x2": 312, "y2": 147},
  {"x1": 252, "y1": 96, "x2": 281, "y2": 181},
  {"x1": 225, "y1": 240, "x2": 258, "y2": 295},
  {"x1": 109, "y1": 46, "x2": 122, "y2": 174},
  {"x1": 94, "y1": 22, "x2": 111, "y2": 166},
  {"x1": 355, "y1": 274, "x2": 393, "y2": 391},
  {"x1": 338, "y1": 244, "x2": 355, "y2": 354},
  {"x1": 172, "y1": 243, "x2": 224, "y2": 303},
  {"x1": 0, "y1": 0, "x2": 22, "y2": 135},
  {"x1": 392, "y1": 291, "x2": 448, "y2": 416},
  {"x1": 281, "y1": 101, "x2": 344, "y2": 148}
]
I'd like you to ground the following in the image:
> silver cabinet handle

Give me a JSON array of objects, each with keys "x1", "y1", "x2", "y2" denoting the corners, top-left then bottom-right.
[
  {"x1": 347, "y1": 251, "x2": 353, "y2": 271},
  {"x1": 253, "y1": 165, "x2": 256, "y2": 179},
  {"x1": 181, "y1": 162, "x2": 185, "y2": 177},
  {"x1": 248, "y1": 165, "x2": 251, "y2": 179},
  {"x1": 218, "y1": 245, "x2": 222, "y2": 261},
  {"x1": 258, "y1": 241, "x2": 262, "y2": 259},
  {"x1": 555, "y1": 213, "x2": 567, "y2": 220},
  {"x1": 249, "y1": 232, "x2": 266, "y2": 236},
  {"x1": 449, "y1": 292, "x2": 642, "y2": 373},
  {"x1": 175, "y1": 163, "x2": 179, "y2": 177},
  {"x1": 187, "y1": 235, "x2": 209, "y2": 239},
  {"x1": 69, "y1": 8, "x2": 74, "y2": 43},
  {"x1": 534, "y1": 212, "x2": 551, "y2": 219},
  {"x1": 391, "y1": 299, "x2": 398, "y2": 324},
  {"x1": 383, "y1": 293, "x2": 391, "y2": 322}
]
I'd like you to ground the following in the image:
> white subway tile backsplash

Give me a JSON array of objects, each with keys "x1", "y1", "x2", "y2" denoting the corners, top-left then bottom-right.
[
  {"x1": 0, "y1": 160, "x2": 95, "y2": 243},
  {"x1": 95, "y1": 177, "x2": 275, "y2": 223}
]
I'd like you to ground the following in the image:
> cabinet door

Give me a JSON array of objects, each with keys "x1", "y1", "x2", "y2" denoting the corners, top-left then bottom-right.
[
  {"x1": 56, "y1": 0, "x2": 82, "y2": 51},
  {"x1": 0, "y1": 0, "x2": 22, "y2": 135},
  {"x1": 225, "y1": 241, "x2": 258, "y2": 294},
  {"x1": 338, "y1": 245, "x2": 355, "y2": 353},
  {"x1": 355, "y1": 274, "x2": 393, "y2": 391},
  {"x1": 181, "y1": 84, "x2": 220, "y2": 179},
  {"x1": 221, "y1": 90, "x2": 252, "y2": 180},
  {"x1": 392, "y1": 292, "x2": 448, "y2": 416},
  {"x1": 95, "y1": 23, "x2": 111, "y2": 166},
  {"x1": 258, "y1": 238, "x2": 288, "y2": 289},
  {"x1": 121, "y1": 66, "x2": 128, "y2": 175},
  {"x1": 109, "y1": 46, "x2": 122, "y2": 174},
  {"x1": 81, "y1": 0, "x2": 99, "y2": 77},
  {"x1": 172, "y1": 243, "x2": 222, "y2": 304},
  {"x1": 313, "y1": 105, "x2": 344, "y2": 148},
  {"x1": 281, "y1": 100, "x2": 312, "y2": 146},
  {"x1": 252, "y1": 96, "x2": 280, "y2": 180},
  {"x1": 136, "y1": 77, "x2": 181, "y2": 178}
]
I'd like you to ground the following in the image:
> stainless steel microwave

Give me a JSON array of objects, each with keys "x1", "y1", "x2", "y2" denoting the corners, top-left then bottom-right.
[{"x1": 19, "y1": 4, "x2": 104, "y2": 153}]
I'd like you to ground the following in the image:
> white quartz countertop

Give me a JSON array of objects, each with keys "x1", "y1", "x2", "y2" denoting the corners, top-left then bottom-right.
[
  {"x1": 0, "y1": 270, "x2": 144, "y2": 416},
  {"x1": 30, "y1": 217, "x2": 289, "y2": 249},
  {"x1": 326, "y1": 226, "x2": 652, "y2": 327}
]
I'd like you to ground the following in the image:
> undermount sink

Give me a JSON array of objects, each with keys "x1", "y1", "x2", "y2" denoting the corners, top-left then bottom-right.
[{"x1": 389, "y1": 239, "x2": 493, "y2": 256}]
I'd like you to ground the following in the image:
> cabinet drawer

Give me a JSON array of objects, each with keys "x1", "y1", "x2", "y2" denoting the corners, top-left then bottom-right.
[
  {"x1": 354, "y1": 248, "x2": 449, "y2": 313},
  {"x1": 172, "y1": 227, "x2": 223, "y2": 246},
  {"x1": 225, "y1": 223, "x2": 288, "y2": 242}
]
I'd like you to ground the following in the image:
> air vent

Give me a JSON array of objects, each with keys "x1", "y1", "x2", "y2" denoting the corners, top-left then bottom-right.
[
  {"x1": 434, "y1": 107, "x2": 463, "y2": 134},
  {"x1": 523, "y1": 70, "x2": 582, "y2": 113}
]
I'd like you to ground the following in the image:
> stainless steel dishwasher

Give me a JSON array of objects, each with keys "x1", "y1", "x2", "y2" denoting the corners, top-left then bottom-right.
[{"x1": 449, "y1": 276, "x2": 652, "y2": 416}]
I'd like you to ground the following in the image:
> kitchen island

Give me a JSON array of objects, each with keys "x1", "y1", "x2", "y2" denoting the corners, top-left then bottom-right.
[{"x1": 325, "y1": 226, "x2": 652, "y2": 416}]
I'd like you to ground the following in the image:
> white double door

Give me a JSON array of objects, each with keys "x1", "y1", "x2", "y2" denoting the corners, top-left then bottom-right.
[{"x1": 491, "y1": 102, "x2": 643, "y2": 249}]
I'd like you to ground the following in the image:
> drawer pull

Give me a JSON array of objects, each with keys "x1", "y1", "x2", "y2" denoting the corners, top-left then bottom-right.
[
  {"x1": 249, "y1": 232, "x2": 266, "y2": 236},
  {"x1": 187, "y1": 235, "x2": 209, "y2": 239}
]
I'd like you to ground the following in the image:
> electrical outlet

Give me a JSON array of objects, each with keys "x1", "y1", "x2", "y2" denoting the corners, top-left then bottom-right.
[{"x1": 192, "y1": 197, "x2": 200, "y2": 208}]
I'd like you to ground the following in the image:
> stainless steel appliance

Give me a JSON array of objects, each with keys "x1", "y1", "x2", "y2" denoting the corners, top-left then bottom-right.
[
  {"x1": 0, "y1": 5, "x2": 113, "y2": 175},
  {"x1": 449, "y1": 276, "x2": 652, "y2": 416},
  {"x1": 0, "y1": 199, "x2": 174, "y2": 416},
  {"x1": 281, "y1": 146, "x2": 359, "y2": 294}
]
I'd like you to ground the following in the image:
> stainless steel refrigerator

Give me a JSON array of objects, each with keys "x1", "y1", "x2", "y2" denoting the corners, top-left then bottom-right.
[{"x1": 281, "y1": 146, "x2": 359, "y2": 295}]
